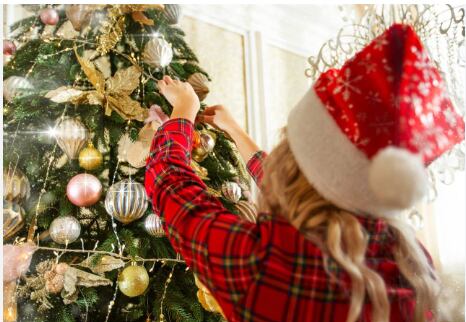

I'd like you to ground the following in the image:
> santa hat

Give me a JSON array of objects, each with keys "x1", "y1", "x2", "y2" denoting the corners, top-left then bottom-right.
[{"x1": 287, "y1": 23, "x2": 465, "y2": 217}]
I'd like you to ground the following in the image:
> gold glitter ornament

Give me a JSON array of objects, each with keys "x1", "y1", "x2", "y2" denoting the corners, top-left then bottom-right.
[
  {"x1": 118, "y1": 264, "x2": 149, "y2": 297},
  {"x1": 78, "y1": 142, "x2": 103, "y2": 170}
]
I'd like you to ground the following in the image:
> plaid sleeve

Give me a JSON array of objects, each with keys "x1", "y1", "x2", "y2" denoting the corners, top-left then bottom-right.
[
  {"x1": 144, "y1": 118, "x2": 267, "y2": 310},
  {"x1": 246, "y1": 150, "x2": 268, "y2": 186}
]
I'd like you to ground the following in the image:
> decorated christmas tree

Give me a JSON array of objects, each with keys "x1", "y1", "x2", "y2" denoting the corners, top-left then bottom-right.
[{"x1": 3, "y1": 4, "x2": 255, "y2": 322}]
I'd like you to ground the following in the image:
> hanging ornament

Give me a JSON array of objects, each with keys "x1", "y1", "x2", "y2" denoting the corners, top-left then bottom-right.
[
  {"x1": 221, "y1": 182, "x2": 242, "y2": 203},
  {"x1": 3, "y1": 167, "x2": 31, "y2": 204},
  {"x1": 164, "y1": 4, "x2": 182, "y2": 24},
  {"x1": 78, "y1": 142, "x2": 103, "y2": 170},
  {"x1": 142, "y1": 36, "x2": 173, "y2": 68},
  {"x1": 105, "y1": 179, "x2": 148, "y2": 224},
  {"x1": 144, "y1": 213, "x2": 165, "y2": 237},
  {"x1": 192, "y1": 131, "x2": 201, "y2": 148},
  {"x1": 49, "y1": 216, "x2": 81, "y2": 245},
  {"x1": 118, "y1": 264, "x2": 149, "y2": 297},
  {"x1": 188, "y1": 73, "x2": 210, "y2": 101},
  {"x1": 56, "y1": 20, "x2": 80, "y2": 39},
  {"x1": 40, "y1": 8, "x2": 59, "y2": 25},
  {"x1": 194, "y1": 276, "x2": 225, "y2": 316},
  {"x1": 44, "y1": 263, "x2": 68, "y2": 294},
  {"x1": 192, "y1": 131, "x2": 215, "y2": 162},
  {"x1": 54, "y1": 116, "x2": 89, "y2": 160},
  {"x1": 118, "y1": 124, "x2": 155, "y2": 168},
  {"x1": 66, "y1": 173, "x2": 102, "y2": 207},
  {"x1": 3, "y1": 76, "x2": 33, "y2": 102},
  {"x1": 235, "y1": 200, "x2": 257, "y2": 223},
  {"x1": 3, "y1": 40, "x2": 16, "y2": 56},
  {"x1": 3, "y1": 200, "x2": 25, "y2": 241},
  {"x1": 65, "y1": 5, "x2": 93, "y2": 31}
]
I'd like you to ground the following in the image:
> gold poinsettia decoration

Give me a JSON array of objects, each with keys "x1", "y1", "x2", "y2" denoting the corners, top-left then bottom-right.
[
  {"x1": 47, "y1": 47, "x2": 148, "y2": 122},
  {"x1": 97, "y1": 4, "x2": 164, "y2": 53}
]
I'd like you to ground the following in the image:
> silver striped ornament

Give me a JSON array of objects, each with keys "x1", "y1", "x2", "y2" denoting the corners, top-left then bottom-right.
[
  {"x1": 164, "y1": 4, "x2": 181, "y2": 24},
  {"x1": 54, "y1": 116, "x2": 89, "y2": 160},
  {"x1": 144, "y1": 213, "x2": 165, "y2": 237},
  {"x1": 105, "y1": 179, "x2": 148, "y2": 224}
]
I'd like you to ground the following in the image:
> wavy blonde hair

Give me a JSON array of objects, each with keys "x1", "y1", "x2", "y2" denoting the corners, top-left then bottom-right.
[{"x1": 258, "y1": 134, "x2": 445, "y2": 322}]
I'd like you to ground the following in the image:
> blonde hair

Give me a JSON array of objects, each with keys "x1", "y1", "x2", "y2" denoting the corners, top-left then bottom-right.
[{"x1": 258, "y1": 135, "x2": 444, "y2": 322}]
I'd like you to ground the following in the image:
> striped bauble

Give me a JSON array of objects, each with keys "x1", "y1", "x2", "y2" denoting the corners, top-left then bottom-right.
[
  {"x1": 144, "y1": 213, "x2": 165, "y2": 237},
  {"x1": 235, "y1": 200, "x2": 257, "y2": 223},
  {"x1": 105, "y1": 179, "x2": 148, "y2": 224}
]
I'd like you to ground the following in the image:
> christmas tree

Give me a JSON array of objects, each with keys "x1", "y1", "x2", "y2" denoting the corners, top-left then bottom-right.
[{"x1": 3, "y1": 5, "x2": 255, "y2": 322}]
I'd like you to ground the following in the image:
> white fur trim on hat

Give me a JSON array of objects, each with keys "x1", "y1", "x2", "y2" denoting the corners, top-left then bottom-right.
[
  {"x1": 287, "y1": 89, "x2": 407, "y2": 218},
  {"x1": 368, "y1": 147, "x2": 428, "y2": 209}
]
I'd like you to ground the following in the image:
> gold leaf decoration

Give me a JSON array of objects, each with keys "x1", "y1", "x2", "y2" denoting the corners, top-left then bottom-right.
[
  {"x1": 55, "y1": 21, "x2": 80, "y2": 39},
  {"x1": 106, "y1": 65, "x2": 141, "y2": 95},
  {"x1": 62, "y1": 266, "x2": 112, "y2": 304},
  {"x1": 131, "y1": 11, "x2": 154, "y2": 25},
  {"x1": 45, "y1": 86, "x2": 84, "y2": 103},
  {"x1": 56, "y1": 48, "x2": 149, "y2": 121},
  {"x1": 74, "y1": 47, "x2": 105, "y2": 91},
  {"x1": 97, "y1": 15, "x2": 125, "y2": 54},
  {"x1": 77, "y1": 255, "x2": 125, "y2": 274}
]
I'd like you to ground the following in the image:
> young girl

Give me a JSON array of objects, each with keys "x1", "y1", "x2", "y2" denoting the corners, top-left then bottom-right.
[{"x1": 145, "y1": 24, "x2": 464, "y2": 322}]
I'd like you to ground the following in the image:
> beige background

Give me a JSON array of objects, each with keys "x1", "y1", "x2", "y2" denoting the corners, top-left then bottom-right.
[
  {"x1": 264, "y1": 45, "x2": 310, "y2": 146},
  {"x1": 180, "y1": 16, "x2": 249, "y2": 131}
]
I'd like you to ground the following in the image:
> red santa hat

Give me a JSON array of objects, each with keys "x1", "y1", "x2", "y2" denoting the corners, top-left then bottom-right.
[{"x1": 287, "y1": 23, "x2": 465, "y2": 217}]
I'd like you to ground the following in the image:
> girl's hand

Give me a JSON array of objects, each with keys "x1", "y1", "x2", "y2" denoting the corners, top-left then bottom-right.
[
  {"x1": 198, "y1": 105, "x2": 242, "y2": 138},
  {"x1": 158, "y1": 75, "x2": 200, "y2": 123}
]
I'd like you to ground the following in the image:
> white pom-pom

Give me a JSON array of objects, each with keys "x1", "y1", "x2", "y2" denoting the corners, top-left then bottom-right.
[{"x1": 368, "y1": 147, "x2": 428, "y2": 209}]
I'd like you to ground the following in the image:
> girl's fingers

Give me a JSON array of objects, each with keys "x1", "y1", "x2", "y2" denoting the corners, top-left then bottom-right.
[
  {"x1": 199, "y1": 115, "x2": 215, "y2": 124},
  {"x1": 203, "y1": 106, "x2": 220, "y2": 115},
  {"x1": 157, "y1": 79, "x2": 166, "y2": 92},
  {"x1": 163, "y1": 75, "x2": 174, "y2": 84}
]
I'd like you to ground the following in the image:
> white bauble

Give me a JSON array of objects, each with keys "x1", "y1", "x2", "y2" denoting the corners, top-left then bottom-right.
[{"x1": 3, "y1": 76, "x2": 33, "y2": 102}]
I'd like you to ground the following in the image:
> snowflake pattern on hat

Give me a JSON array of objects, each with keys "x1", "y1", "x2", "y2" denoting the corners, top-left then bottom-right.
[{"x1": 314, "y1": 23, "x2": 464, "y2": 165}]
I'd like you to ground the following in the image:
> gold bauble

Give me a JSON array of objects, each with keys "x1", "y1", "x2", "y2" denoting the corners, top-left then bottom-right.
[
  {"x1": 194, "y1": 276, "x2": 224, "y2": 316},
  {"x1": 79, "y1": 142, "x2": 103, "y2": 170},
  {"x1": 191, "y1": 131, "x2": 215, "y2": 162},
  {"x1": 118, "y1": 265, "x2": 149, "y2": 297}
]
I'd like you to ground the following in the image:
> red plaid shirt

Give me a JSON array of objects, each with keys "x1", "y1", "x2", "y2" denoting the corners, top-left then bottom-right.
[{"x1": 145, "y1": 119, "x2": 420, "y2": 322}]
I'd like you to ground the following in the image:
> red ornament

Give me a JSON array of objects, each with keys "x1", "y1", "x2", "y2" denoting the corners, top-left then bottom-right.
[
  {"x1": 3, "y1": 40, "x2": 16, "y2": 56},
  {"x1": 66, "y1": 173, "x2": 102, "y2": 207},
  {"x1": 40, "y1": 8, "x2": 59, "y2": 26}
]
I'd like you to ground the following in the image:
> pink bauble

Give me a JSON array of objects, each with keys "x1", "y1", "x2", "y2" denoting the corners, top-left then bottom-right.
[
  {"x1": 3, "y1": 40, "x2": 16, "y2": 55},
  {"x1": 66, "y1": 173, "x2": 102, "y2": 207},
  {"x1": 40, "y1": 8, "x2": 59, "y2": 25}
]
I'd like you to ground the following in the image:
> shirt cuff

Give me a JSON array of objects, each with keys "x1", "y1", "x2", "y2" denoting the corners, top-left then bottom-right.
[
  {"x1": 158, "y1": 118, "x2": 195, "y2": 148},
  {"x1": 246, "y1": 150, "x2": 267, "y2": 178}
]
